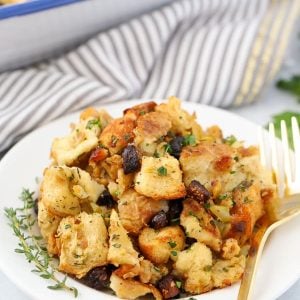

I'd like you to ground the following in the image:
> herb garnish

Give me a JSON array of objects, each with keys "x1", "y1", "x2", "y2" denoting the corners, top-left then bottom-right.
[
  {"x1": 168, "y1": 241, "x2": 177, "y2": 248},
  {"x1": 4, "y1": 189, "x2": 78, "y2": 297},
  {"x1": 86, "y1": 119, "x2": 101, "y2": 130},
  {"x1": 164, "y1": 143, "x2": 172, "y2": 154},
  {"x1": 175, "y1": 280, "x2": 182, "y2": 289},
  {"x1": 224, "y1": 135, "x2": 237, "y2": 145},
  {"x1": 157, "y1": 166, "x2": 167, "y2": 176},
  {"x1": 276, "y1": 75, "x2": 300, "y2": 102},
  {"x1": 203, "y1": 265, "x2": 212, "y2": 272},
  {"x1": 183, "y1": 134, "x2": 196, "y2": 146}
]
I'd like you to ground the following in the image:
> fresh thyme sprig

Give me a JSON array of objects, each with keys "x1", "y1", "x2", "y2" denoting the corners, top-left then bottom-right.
[{"x1": 4, "y1": 188, "x2": 78, "y2": 297}]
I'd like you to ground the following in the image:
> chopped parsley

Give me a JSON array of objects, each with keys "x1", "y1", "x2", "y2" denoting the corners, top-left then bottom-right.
[
  {"x1": 188, "y1": 211, "x2": 196, "y2": 217},
  {"x1": 157, "y1": 166, "x2": 167, "y2": 176},
  {"x1": 112, "y1": 243, "x2": 121, "y2": 248},
  {"x1": 153, "y1": 150, "x2": 160, "y2": 158},
  {"x1": 123, "y1": 133, "x2": 131, "y2": 141},
  {"x1": 224, "y1": 135, "x2": 237, "y2": 145},
  {"x1": 111, "y1": 135, "x2": 119, "y2": 146},
  {"x1": 183, "y1": 134, "x2": 196, "y2": 146},
  {"x1": 168, "y1": 241, "x2": 177, "y2": 248},
  {"x1": 230, "y1": 170, "x2": 236, "y2": 174},
  {"x1": 243, "y1": 196, "x2": 252, "y2": 204},
  {"x1": 233, "y1": 156, "x2": 239, "y2": 162},
  {"x1": 170, "y1": 217, "x2": 180, "y2": 225},
  {"x1": 203, "y1": 265, "x2": 212, "y2": 272},
  {"x1": 86, "y1": 119, "x2": 101, "y2": 130},
  {"x1": 175, "y1": 280, "x2": 182, "y2": 289},
  {"x1": 170, "y1": 250, "x2": 177, "y2": 256},
  {"x1": 153, "y1": 266, "x2": 160, "y2": 272},
  {"x1": 112, "y1": 234, "x2": 120, "y2": 240},
  {"x1": 218, "y1": 194, "x2": 228, "y2": 201},
  {"x1": 64, "y1": 224, "x2": 71, "y2": 229},
  {"x1": 164, "y1": 143, "x2": 172, "y2": 154},
  {"x1": 203, "y1": 202, "x2": 211, "y2": 210}
]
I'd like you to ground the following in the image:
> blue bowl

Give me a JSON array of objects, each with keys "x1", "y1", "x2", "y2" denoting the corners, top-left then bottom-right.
[{"x1": 0, "y1": 0, "x2": 82, "y2": 19}]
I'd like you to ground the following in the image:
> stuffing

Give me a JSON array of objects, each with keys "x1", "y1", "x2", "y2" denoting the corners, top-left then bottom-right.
[
  {"x1": 180, "y1": 142, "x2": 275, "y2": 198},
  {"x1": 101, "y1": 154, "x2": 123, "y2": 181},
  {"x1": 138, "y1": 226, "x2": 185, "y2": 264},
  {"x1": 139, "y1": 260, "x2": 168, "y2": 284},
  {"x1": 180, "y1": 142, "x2": 237, "y2": 192},
  {"x1": 37, "y1": 99, "x2": 278, "y2": 298},
  {"x1": 212, "y1": 255, "x2": 246, "y2": 288},
  {"x1": 115, "y1": 169, "x2": 134, "y2": 197},
  {"x1": 173, "y1": 242, "x2": 213, "y2": 294},
  {"x1": 180, "y1": 198, "x2": 222, "y2": 251},
  {"x1": 133, "y1": 111, "x2": 172, "y2": 154},
  {"x1": 51, "y1": 108, "x2": 111, "y2": 166},
  {"x1": 107, "y1": 210, "x2": 140, "y2": 278},
  {"x1": 37, "y1": 201, "x2": 61, "y2": 255},
  {"x1": 99, "y1": 117, "x2": 135, "y2": 155},
  {"x1": 118, "y1": 189, "x2": 168, "y2": 234},
  {"x1": 40, "y1": 166, "x2": 104, "y2": 217},
  {"x1": 155, "y1": 96, "x2": 203, "y2": 139},
  {"x1": 221, "y1": 238, "x2": 240, "y2": 259},
  {"x1": 110, "y1": 273, "x2": 162, "y2": 300},
  {"x1": 134, "y1": 156, "x2": 186, "y2": 200},
  {"x1": 80, "y1": 107, "x2": 112, "y2": 126},
  {"x1": 226, "y1": 181, "x2": 265, "y2": 244},
  {"x1": 124, "y1": 101, "x2": 157, "y2": 121},
  {"x1": 56, "y1": 212, "x2": 108, "y2": 278}
]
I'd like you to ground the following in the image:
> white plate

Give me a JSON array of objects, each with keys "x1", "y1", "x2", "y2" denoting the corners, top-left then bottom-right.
[{"x1": 0, "y1": 100, "x2": 299, "y2": 300}]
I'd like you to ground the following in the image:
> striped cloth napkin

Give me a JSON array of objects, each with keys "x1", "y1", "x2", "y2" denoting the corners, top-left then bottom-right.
[{"x1": 0, "y1": 0, "x2": 299, "y2": 154}]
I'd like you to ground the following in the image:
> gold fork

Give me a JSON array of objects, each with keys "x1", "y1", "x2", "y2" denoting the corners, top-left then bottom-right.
[{"x1": 238, "y1": 116, "x2": 300, "y2": 300}]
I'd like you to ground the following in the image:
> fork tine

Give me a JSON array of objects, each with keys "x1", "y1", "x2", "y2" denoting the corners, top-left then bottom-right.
[
  {"x1": 291, "y1": 117, "x2": 300, "y2": 184},
  {"x1": 269, "y1": 122, "x2": 282, "y2": 196},
  {"x1": 281, "y1": 120, "x2": 292, "y2": 192},
  {"x1": 258, "y1": 127, "x2": 267, "y2": 167}
]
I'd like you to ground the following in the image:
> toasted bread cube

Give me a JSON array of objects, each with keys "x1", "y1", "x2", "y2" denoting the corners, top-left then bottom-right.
[
  {"x1": 138, "y1": 226, "x2": 185, "y2": 264},
  {"x1": 56, "y1": 212, "x2": 108, "y2": 278},
  {"x1": 134, "y1": 156, "x2": 186, "y2": 200},
  {"x1": 180, "y1": 199, "x2": 222, "y2": 251},
  {"x1": 108, "y1": 210, "x2": 140, "y2": 278},
  {"x1": 118, "y1": 189, "x2": 168, "y2": 234},
  {"x1": 212, "y1": 255, "x2": 246, "y2": 288},
  {"x1": 40, "y1": 166, "x2": 104, "y2": 217},
  {"x1": 139, "y1": 260, "x2": 168, "y2": 284},
  {"x1": 51, "y1": 108, "x2": 112, "y2": 166},
  {"x1": 221, "y1": 238, "x2": 240, "y2": 260},
  {"x1": 99, "y1": 117, "x2": 135, "y2": 155},
  {"x1": 134, "y1": 111, "x2": 172, "y2": 145},
  {"x1": 124, "y1": 101, "x2": 157, "y2": 120},
  {"x1": 173, "y1": 242, "x2": 213, "y2": 294},
  {"x1": 155, "y1": 96, "x2": 203, "y2": 138},
  {"x1": 37, "y1": 201, "x2": 61, "y2": 255}
]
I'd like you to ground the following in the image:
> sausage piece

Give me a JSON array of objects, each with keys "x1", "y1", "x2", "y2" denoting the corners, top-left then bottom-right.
[
  {"x1": 186, "y1": 180, "x2": 210, "y2": 203},
  {"x1": 157, "y1": 275, "x2": 181, "y2": 299}
]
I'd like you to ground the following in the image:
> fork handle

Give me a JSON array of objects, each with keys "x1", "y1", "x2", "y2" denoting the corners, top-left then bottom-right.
[
  {"x1": 238, "y1": 209, "x2": 300, "y2": 300},
  {"x1": 237, "y1": 226, "x2": 270, "y2": 300}
]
